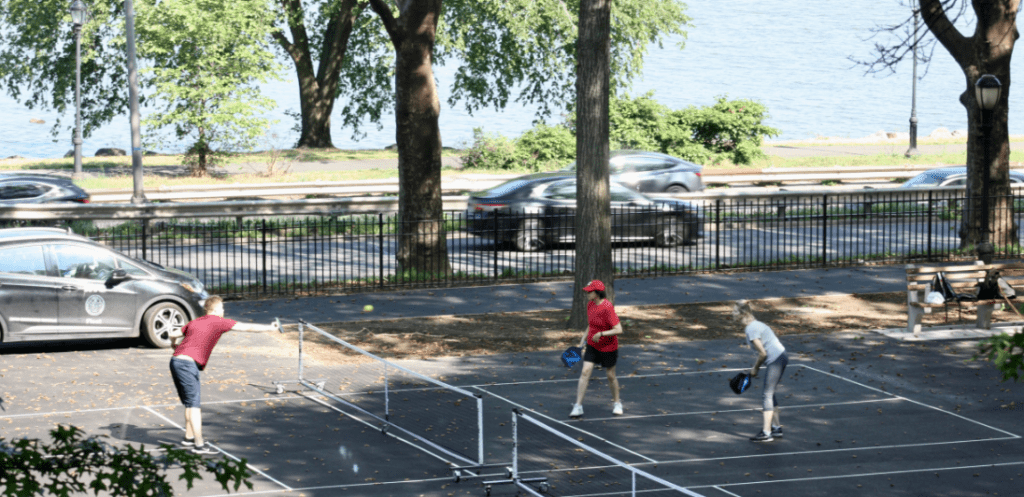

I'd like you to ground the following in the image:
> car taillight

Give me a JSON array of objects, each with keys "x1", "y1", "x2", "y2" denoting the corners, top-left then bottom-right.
[
  {"x1": 695, "y1": 172, "x2": 702, "y2": 177},
  {"x1": 75, "y1": 197, "x2": 90, "y2": 204}
]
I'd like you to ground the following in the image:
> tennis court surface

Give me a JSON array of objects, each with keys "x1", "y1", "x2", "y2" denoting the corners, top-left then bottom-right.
[{"x1": 2, "y1": 325, "x2": 1022, "y2": 497}]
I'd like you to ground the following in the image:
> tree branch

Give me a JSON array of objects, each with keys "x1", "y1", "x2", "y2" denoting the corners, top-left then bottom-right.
[
  {"x1": 316, "y1": 0, "x2": 363, "y2": 85},
  {"x1": 920, "y1": 0, "x2": 970, "y2": 66},
  {"x1": 368, "y1": 0, "x2": 402, "y2": 47}
]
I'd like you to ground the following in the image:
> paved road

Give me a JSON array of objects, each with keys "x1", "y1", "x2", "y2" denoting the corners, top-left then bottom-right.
[{"x1": 115, "y1": 217, "x2": 977, "y2": 297}]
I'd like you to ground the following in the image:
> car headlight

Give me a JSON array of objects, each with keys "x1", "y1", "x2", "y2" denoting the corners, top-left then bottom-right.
[{"x1": 180, "y1": 280, "x2": 205, "y2": 294}]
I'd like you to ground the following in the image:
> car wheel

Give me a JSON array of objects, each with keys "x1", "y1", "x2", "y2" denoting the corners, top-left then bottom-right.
[
  {"x1": 665, "y1": 184, "x2": 689, "y2": 194},
  {"x1": 142, "y1": 302, "x2": 187, "y2": 348},
  {"x1": 655, "y1": 217, "x2": 691, "y2": 247},
  {"x1": 514, "y1": 218, "x2": 546, "y2": 252}
]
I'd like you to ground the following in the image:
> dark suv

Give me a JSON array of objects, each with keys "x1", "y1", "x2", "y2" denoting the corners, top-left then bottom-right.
[{"x1": 0, "y1": 228, "x2": 207, "y2": 348}]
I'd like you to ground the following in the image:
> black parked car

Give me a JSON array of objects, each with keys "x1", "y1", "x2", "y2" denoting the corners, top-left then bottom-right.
[
  {"x1": 0, "y1": 228, "x2": 208, "y2": 348},
  {"x1": 0, "y1": 174, "x2": 90, "y2": 204},
  {"x1": 465, "y1": 173, "x2": 704, "y2": 251}
]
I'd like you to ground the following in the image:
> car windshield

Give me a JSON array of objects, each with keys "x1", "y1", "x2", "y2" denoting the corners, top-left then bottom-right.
[
  {"x1": 476, "y1": 179, "x2": 533, "y2": 198},
  {"x1": 559, "y1": 159, "x2": 628, "y2": 174},
  {"x1": 903, "y1": 169, "x2": 962, "y2": 188}
]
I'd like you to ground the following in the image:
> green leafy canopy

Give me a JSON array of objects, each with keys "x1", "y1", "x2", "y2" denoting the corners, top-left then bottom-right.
[{"x1": 137, "y1": 0, "x2": 282, "y2": 164}]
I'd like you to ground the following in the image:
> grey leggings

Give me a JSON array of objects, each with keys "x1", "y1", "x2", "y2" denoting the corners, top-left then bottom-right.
[{"x1": 762, "y1": 353, "x2": 788, "y2": 411}]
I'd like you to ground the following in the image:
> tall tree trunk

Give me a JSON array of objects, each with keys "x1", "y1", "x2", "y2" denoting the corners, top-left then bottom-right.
[
  {"x1": 921, "y1": 0, "x2": 1019, "y2": 250},
  {"x1": 273, "y1": 0, "x2": 363, "y2": 149},
  {"x1": 569, "y1": 0, "x2": 612, "y2": 330},
  {"x1": 371, "y1": 0, "x2": 451, "y2": 277}
]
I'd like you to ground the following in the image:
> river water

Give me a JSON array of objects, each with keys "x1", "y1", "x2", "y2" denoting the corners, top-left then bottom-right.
[{"x1": 1, "y1": 1, "x2": 1020, "y2": 159}]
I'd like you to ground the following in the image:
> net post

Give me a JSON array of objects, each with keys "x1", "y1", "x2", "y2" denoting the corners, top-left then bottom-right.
[
  {"x1": 384, "y1": 362, "x2": 390, "y2": 422},
  {"x1": 477, "y1": 395, "x2": 484, "y2": 466},
  {"x1": 511, "y1": 410, "x2": 519, "y2": 481},
  {"x1": 298, "y1": 321, "x2": 305, "y2": 382}
]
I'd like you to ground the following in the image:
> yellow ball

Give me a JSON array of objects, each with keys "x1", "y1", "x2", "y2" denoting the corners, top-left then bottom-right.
[{"x1": 363, "y1": 305, "x2": 374, "y2": 312}]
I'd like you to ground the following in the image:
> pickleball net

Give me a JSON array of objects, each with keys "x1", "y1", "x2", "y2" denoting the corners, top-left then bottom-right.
[
  {"x1": 275, "y1": 320, "x2": 485, "y2": 469},
  {"x1": 499, "y1": 409, "x2": 705, "y2": 497}
]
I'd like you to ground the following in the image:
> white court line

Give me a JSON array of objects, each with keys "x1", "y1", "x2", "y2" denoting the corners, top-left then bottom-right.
[
  {"x1": 647, "y1": 436, "x2": 1018, "y2": 466},
  {"x1": 713, "y1": 486, "x2": 744, "y2": 497},
  {"x1": 473, "y1": 368, "x2": 749, "y2": 388},
  {"x1": 296, "y1": 391, "x2": 457, "y2": 467},
  {"x1": 142, "y1": 406, "x2": 293, "y2": 492},
  {"x1": 471, "y1": 385, "x2": 659, "y2": 464},
  {"x1": 200, "y1": 474, "x2": 457, "y2": 497},
  {"x1": 573, "y1": 398, "x2": 902, "y2": 423},
  {"x1": 698, "y1": 460, "x2": 1024, "y2": 489},
  {"x1": 797, "y1": 364, "x2": 1022, "y2": 439},
  {"x1": 0, "y1": 395, "x2": 307, "y2": 420}
]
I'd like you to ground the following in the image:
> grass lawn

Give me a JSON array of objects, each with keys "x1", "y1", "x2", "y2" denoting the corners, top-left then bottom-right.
[{"x1": 3, "y1": 135, "x2": 1023, "y2": 190}]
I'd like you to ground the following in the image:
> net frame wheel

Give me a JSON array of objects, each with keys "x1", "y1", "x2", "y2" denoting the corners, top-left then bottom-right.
[
  {"x1": 539, "y1": 482, "x2": 549, "y2": 493},
  {"x1": 315, "y1": 381, "x2": 326, "y2": 390},
  {"x1": 275, "y1": 384, "x2": 284, "y2": 394},
  {"x1": 484, "y1": 484, "x2": 491, "y2": 496},
  {"x1": 452, "y1": 470, "x2": 461, "y2": 483}
]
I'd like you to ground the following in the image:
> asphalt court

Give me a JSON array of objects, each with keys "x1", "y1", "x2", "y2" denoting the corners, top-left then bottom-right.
[{"x1": 3, "y1": 331, "x2": 1024, "y2": 496}]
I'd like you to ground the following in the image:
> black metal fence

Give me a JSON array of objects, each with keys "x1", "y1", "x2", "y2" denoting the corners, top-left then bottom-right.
[{"x1": 72, "y1": 187, "x2": 1022, "y2": 298}]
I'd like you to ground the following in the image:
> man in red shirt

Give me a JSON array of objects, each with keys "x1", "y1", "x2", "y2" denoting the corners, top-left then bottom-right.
[
  {"x1": 169, "y1": 295, "x2": 279, "y2": 454},
  {"x1": 570, "y1": 280, "x2": 624, "y2": 419}
]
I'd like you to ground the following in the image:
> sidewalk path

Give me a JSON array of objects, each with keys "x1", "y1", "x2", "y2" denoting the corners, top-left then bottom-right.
[
  {"x1": 762, "y1": 142, "x2": 966, "y2": 158},
  {"x1": 229, "y1": 265, "x2": 906, "y2": 324}
]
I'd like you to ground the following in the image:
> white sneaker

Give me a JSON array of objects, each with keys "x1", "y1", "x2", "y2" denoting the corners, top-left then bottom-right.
[
  {"x1": 569, "y1": 404, "x2": 584, "y2": 418},
  {"x1": 612, "y1": 402, "x2": 623, "y2": 415}
]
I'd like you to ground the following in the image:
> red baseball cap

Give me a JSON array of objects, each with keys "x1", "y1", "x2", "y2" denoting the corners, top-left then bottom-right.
[{"x1": 583, "y1": 280, "x2": 605, "y2": 292}]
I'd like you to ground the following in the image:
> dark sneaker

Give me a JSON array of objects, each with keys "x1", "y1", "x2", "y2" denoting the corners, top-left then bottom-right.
[
  {"x1": 749, "y1": 430, "x2": 774, "y2": 442},
  {"x1": 180, "y1": 437, "x2": 196, "y2": 447},
  {"x1": 771, "y1": 426, "x2": 783, "y2": 438},
  {"x1": 192, "y1": 444, "x2": 218, "y2": 455}
]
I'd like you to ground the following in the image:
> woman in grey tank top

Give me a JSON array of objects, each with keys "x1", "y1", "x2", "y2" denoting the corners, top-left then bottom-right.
[{"x1": 733, "y1": 300, "x2": 789, "y2": 442}]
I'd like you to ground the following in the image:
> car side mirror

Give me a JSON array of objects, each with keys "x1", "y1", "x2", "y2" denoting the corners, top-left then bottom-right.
[{"x1": 107, "y1": 269, "x2": 130, "y2": 285}]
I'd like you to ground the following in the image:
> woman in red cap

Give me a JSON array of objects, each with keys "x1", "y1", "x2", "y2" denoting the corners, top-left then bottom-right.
[{"x1": 570, "y1": 279, "x2": 624, "y2": 418}]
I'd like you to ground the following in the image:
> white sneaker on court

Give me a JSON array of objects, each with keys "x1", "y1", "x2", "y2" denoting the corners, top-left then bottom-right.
[
  {"x1": 612, "y1": 402, "x2": 623, "y2": 415},
  {"x1": 570, "y1": 404, "x2": 584, "y2": 418}
]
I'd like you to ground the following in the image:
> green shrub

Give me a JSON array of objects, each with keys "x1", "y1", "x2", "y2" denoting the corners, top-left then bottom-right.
[
  {"x1": 516, "y1": 123, "x2": 575, "y2": 168},
  {"x1": 464, "y1": 93, "x2": 779, "y2": 170},
  {"x1": 460, "y1": 128, "x2": 532, "y2": 171}
]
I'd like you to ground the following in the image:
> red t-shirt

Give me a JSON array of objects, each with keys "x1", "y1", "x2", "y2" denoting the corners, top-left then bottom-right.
[
  {"x1": 587, "y1": 300, "x2": 620, "y2": 352},
  {"x1": 173, "y1": 315, "x2": 237, "y2": 370}
]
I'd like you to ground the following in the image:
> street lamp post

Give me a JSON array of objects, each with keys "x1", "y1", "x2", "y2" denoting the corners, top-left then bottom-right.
[
  {"x1": 975, "y1": 74, "x2": 1002, "y2": 264},
  {"x1": 69, "y1": 0, "x2": 87, "y2": 179},
  {"x1": 906, "y1": 1, "x2": 920, "y2": 157}
]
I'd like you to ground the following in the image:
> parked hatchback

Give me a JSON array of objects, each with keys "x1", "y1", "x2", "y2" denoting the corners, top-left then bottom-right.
[
  {"x1": 0, "y1": 174, "x2": 90, "y2": 204},
  {"x1": 0, "y1": 228, "x2": 207, "y2": 348},
  {"x1": 465, "y1": 173, "x2": 703, "y2": 251},
  {"x1": 560, "y1": 150, "x2": 704, "y2": 193}
]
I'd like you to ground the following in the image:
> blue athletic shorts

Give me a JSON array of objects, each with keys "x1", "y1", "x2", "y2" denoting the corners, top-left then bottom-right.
[{"x1": 169, "y1": 357, "x2": 201, "y2": 408}]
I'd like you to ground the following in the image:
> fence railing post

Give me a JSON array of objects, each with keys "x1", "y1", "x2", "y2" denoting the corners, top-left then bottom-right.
[
  {"x1": 927, "y1": 190, "x2": 933, "y2": 260},
  {"x1": 261, "y1": 219, "x2": 267, "y2": 294},
  {"x1": 714, "y1": 199, "x2": 722, "y2": 270},
  {"x1": 379, "y1": 213, "x2": 385, "y2": 289},
  {"x1": 141, "y1": 219, "x2": 148, "y2": 262},
  {"x1": 493, "y1": 211, "x2": 500, "y2": 280},
  {"x1": 821, "y1": 194, "x2": 828, "y2": 265}
]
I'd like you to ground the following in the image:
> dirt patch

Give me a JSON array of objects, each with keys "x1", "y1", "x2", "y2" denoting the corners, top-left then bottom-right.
[{"x1": 269, "y1": 292, "x2": 1022, "y2": 363}]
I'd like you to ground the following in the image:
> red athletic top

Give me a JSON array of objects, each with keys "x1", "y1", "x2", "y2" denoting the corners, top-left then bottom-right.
[
  {"x1": 172, "y1": 315, "x2": 237, "y2": 370},
  {"x1": 587, "y1": 300, "x2": 620, "y2": 352}
]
